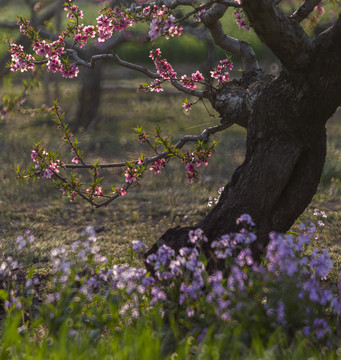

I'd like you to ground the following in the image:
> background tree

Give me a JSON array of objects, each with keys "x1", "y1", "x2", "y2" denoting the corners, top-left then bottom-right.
[
  {"x1": 0, "y1": 0, "x2": 217, "y2": 128},
  {"x1": 0, "y1": 0, "x2": 130, "y2": 127},
  {"x1": 7, "y1": 0, "x2": 341, "y2": 265}
]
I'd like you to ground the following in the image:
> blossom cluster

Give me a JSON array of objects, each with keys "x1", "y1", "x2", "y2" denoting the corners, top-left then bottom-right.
[
  {"x1": 147, "y1": 47, "x2": 207, "y2": 94},
  {"x1": 148, "y1": 11, "x2": 182, "y2": 41},
  {"x1": 210, "y1": 58, "x2": 233, "y2": 84},
  {"x1": 13, "y1": 17, "x2": 80, "y2": 78},
  {"x1": 133, "y1": 127, "x2": 217, "y2": 184},
  {"x1": 96, "y1": 7, "x2": 134, "y2": 42},
  {"x1": 9, "y1": 1, "x2": 236, "y2": 119},
  {"x1": 9, "y1": 43, "x2": 35, "y2": 73},
  {"x1": 64, "y1": 3, "x2": 84, "y2": 20},
  {"x1": 86, "y1": 185, "x2": 103, "y2": 198},
  {"x1": 149, "y1": 158, "x2": 167, "y2": 174},
  {"x1": 137, "y1": 130, "x2": 150, "y2": 144},
  {"x1": 73, "y1": 25, "x2": 97, "y2": 48},
  {"x1": 140, "y1": 47, "x2": 233, "y2": 107},
  {"x1": 124, "y1": 166, "x2": 140, "y2": 183},
  {"x1": 149, "y1": 47, "x2": 177, "y2": 83},
  {"x1": 96, "y1": 4, "x2": 182, "y2": 43},
  {"x1": 193, "y1": 9, "x2": 206, "y2": 23},
  {"x1": 30, "y1": 144, "x2": 63, "y2": 179},
  {"x1": 181, "y1": 70, "x2": 205, "y2": 91},
  {"x1": 233, "y1": 10, "x2": 250, "y2": 31},
  {"x1": 32, "y1": 37, "x2": 78, "y2": 77},
  {"x1": 181, "y1": 145, "x2": 215, "y2": 183}
]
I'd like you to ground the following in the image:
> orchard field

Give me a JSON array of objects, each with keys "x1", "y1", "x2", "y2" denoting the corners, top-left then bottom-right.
[
  {"x1": 1, "y1": 0, "x2": 341, "y2": 358},
  {"x1": 0, "y1": 77, "x2": 340, "y2": 359},
  {"x1": 1, "y1": 78, "x2": 340, "y2": 269}
]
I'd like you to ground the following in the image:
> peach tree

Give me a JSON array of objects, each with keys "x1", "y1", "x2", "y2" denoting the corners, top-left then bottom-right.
[{"x1": 3, "y1": 0, "x2": 341, "y2": 263}]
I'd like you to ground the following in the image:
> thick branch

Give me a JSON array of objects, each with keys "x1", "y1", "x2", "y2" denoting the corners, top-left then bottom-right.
[
  {"x1": 169, "y1": 0, "x2": 241, "y2": 7},
  {"x1": 175, "y1": 0, "x2": 242, "y2": 23},
  {"x1": 0, "y1": 22, "x2": 18, "y2": 29},
  {"x1": 216, "y1": 0, "x2": 242, "y2": 7},
  {"x1": 201, "y1": 4, "x2": 260, "y2": 72},
  {"x1": 291, "y1": 0, "x2": 321, "y2": 23},
  {"x1": 162, "y1": 0, "x2": 196, "y2": 8},
  {"x1": 38, "y1": 0, "x2": 64, "y2": 24},
  {"x1": 310, "y1": 15, "x2": 341, "y2": 113},
  {"x1": 243, "y1": 0, "x2": 312, "y2": 77},
  {"x1": 213, "y1": 71, "x2": 270, "y2": 128}
]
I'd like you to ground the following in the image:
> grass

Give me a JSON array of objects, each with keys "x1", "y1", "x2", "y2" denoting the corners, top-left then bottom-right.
[
  {"x1": 1, "y1": 76, "x2": 340, "y2": 264},
  {"x1": 0, "y1": 70, "x2": 341, "y2": 359},
  {"x1": 0, "y1": 74, "x2": 247, "y2": 265}
]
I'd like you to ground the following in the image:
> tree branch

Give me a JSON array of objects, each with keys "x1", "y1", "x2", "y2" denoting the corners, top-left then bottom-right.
[
  {"x1": 62, "y1": 121, "x2": 233, "y2": 208},
  {"x1": 291, "y1": 0, "x2": 321, "y2": 23},
  {"x1": 161, "y1": 0, "x2": 197, "y2": 8},
  {"x1": 216, "y1": 0, "x2": 242, "y2": 7},
  {"x1": 65, "y1": 50, "x2": 208, "y2": 98},
  {"x1": 174, "y1": 0, "x2": 242, "y2": 23},
  {"x1": 163, "y1": 0, "x2": 242, "y2": 8},
  {"x1": 243, "y1": 0, "x2": 312, "y2": 77},
  {"x1": 311, "y1": 15, "x2": 341, "y2": 110},
  {"x1": 201, "y1": 4, "x2": 260, "y2": 72},
  {"x1": 63, "y1": 121, "x2": 233, "y2": 170},
  {"x1": 0, "y1": 22, "x2": 18, "y2": 29},
  {"x1": 37, "y1": 0, "x2": 65, "y2": 24},
  {"x1": 110, "y1": 53, "x2": 160, "y2": 78}
]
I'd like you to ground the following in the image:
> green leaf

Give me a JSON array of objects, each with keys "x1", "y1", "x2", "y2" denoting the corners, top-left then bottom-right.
[
  {"x1": 198, "y1": 252, "x2": 207, "y2": 267},
  {"x1": 0, "y1": 289, "x2": 8, "y2": 301},
  {"x1": 27, "y1": 266, "x2": 36, "y2": 279}
]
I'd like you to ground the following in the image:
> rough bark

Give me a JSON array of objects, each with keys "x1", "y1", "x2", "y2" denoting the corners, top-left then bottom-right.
[
  {"x1": 242, "y1": 0, "x2": 313, "y2": 80},
  {"x1": 146, "y1": 15, "x2": 341, "y2": 267}
]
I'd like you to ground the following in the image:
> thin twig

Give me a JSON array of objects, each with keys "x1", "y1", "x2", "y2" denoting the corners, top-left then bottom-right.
[
  {"x1": 291, "y1": 0, "x2": 321, "y2": 23},
  {"x1": 70, "y1": 121, "x2": 233, "y2": 207},
  {"x1": 65, "y1": 49, "x2": 208, "y2": 98},
  {"x1": 64, "y1": 121, "x2": 233, "y2": 170}
]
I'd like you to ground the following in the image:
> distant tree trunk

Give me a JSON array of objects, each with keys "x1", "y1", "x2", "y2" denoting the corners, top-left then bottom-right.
[
  {"x1": 72, "y1": 0, "x2": 133, "y2": 131},
  {"x1": 74, "y1": 31, "x2": 131, "y2": 130},
  {"x1": 147, "y1": 15, "x2": 341, "y2": 267},
  {"x1": 75, "y1": 57, "x2": 102, "y2": 130},
  {"x1": 201, "y1": 37, "x2": 216, "y2": 86}
]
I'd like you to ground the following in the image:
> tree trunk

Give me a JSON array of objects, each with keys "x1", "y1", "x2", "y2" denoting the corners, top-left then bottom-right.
[
  {"x1": 146, "y1": 20, "x2": 341, "y2": 266},
  {"x1": 74, "y1": 63, "x2": 102, "y2": 130},
  {"x1": 199, "y1": 72, "x2": 328, "y2": 262}
]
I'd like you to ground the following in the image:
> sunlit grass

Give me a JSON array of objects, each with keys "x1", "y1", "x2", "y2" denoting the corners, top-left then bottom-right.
[{"x1": 1, "y1": 79, "x2": 341, "y2": 269}]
